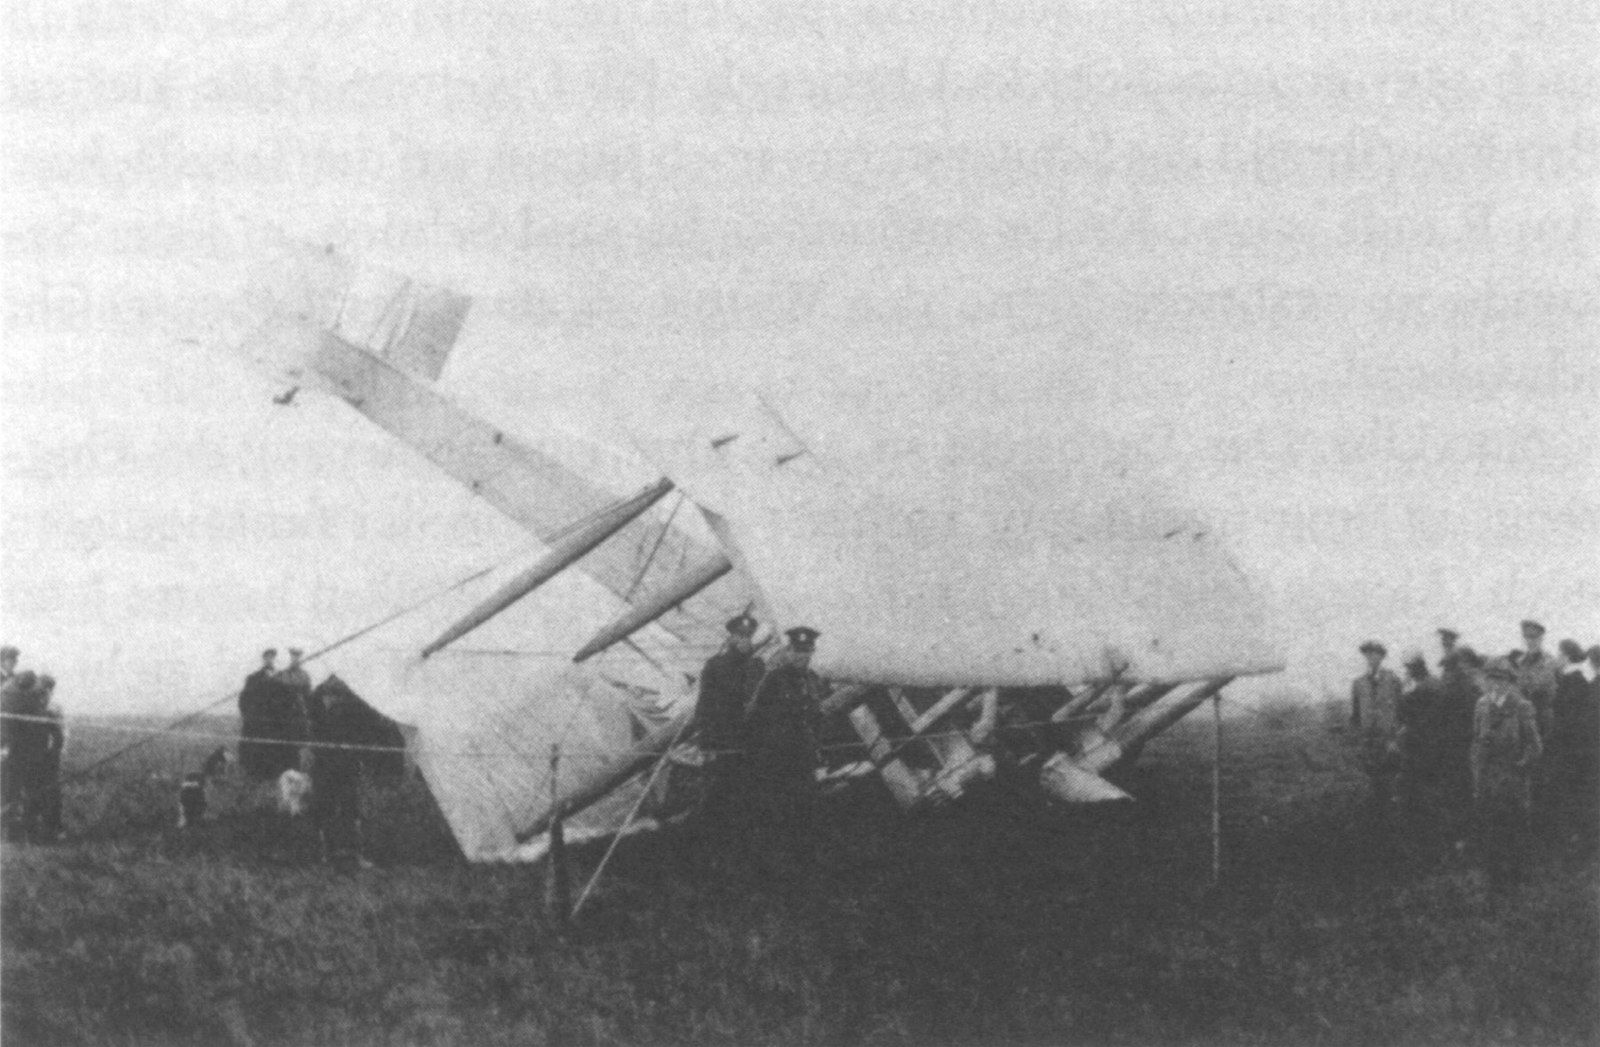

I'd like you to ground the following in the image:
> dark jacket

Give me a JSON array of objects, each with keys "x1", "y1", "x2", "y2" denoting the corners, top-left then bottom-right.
[
  {"x1": 745, "y1": 660, "x2": 822, "y2": 785},
  {"x1": 696, "y1": 648, "x2": 765, "y2": 752}
]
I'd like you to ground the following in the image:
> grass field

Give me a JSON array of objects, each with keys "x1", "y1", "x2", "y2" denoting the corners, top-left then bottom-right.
[{"x1": 3, "y1": 702, "x2": 1596, "y2": 1046}]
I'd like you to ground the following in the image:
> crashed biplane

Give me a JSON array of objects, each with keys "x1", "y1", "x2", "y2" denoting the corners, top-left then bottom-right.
[{"x1": 226, "y1": 244, "x2": 1283, "y2": 862}]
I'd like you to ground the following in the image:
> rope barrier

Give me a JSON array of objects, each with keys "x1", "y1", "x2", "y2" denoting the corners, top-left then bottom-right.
[{"x1": 3, "y1": 708, "x2": 1112, "y2": 767}]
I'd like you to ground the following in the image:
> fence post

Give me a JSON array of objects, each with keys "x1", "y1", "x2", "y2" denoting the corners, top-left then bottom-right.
[
  {"x1": 545, "y1": 744, "x2": 570, "y2": 931},
  {"x1": 1211, "y1": 693, "x2": 1223, "y2": 885}
]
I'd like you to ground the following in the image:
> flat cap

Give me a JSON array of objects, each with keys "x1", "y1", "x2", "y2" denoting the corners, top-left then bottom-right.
[
  {"x1": 785, "y1": 626, "x2": 820, "y2": 652},
  {"x1": 1436, "y1": 628, "x2": 1459, "y2": 643},
  {"x1": 261, "y1": 647, "x2": 277, "y2": 659},
  {"x1": 1520, "y1": 619, "x2": 1546, "y2": 636},
  {"x1": 1358, "y1": 640, "x2": 1387, "y2": 657},
  {"x1": 0, "y1": 645, "x2": 17, "y2": 660}
]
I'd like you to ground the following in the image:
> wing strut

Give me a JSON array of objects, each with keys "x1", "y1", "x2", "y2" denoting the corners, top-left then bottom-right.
[
  {"x1": 571, "y1": 556, "x2": 733, "y2": 663},
  {"x1": 420, "y1": 477, "x2": 675, "y2": 658}
]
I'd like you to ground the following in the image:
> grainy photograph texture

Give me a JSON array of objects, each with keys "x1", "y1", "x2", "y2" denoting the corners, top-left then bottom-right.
[{"x1": 2, "y1": 0, "x2": 1596, "y2": 1044}]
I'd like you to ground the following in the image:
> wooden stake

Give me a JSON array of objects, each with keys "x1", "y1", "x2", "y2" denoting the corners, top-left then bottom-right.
[
  {"x1": 1211, "y1": 693, "x2": 1222, "y2": 885},
  {"x1": 545, "y1": 744, "x2": 570, "y2": 930}
]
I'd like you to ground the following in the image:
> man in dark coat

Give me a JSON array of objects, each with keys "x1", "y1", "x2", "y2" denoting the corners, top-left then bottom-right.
[
  {"x1": 311, "y1": 674, "x2": 373, "y2": 867},
  {"x1": 743, "y1": 626, "x2": 824, "y2": 880},
  {"x1": 1515, "y1": 620, "x2": 1558, "y2": 744},
  {"x1": 1, "y1": 670, "x2": 41, "y2": 840},
  {"x1": 239, "y1": 649, "x2": 307, "y2": 781},
  {"x1": 694, "y1": 613, "x2": 765, "y2": 835},
  {"x1": 27, "y1": 675, "x2": 64, "y2": 842},
  {"x1": 1551, "y1": 639, "x2": 1598, "y2": 851},
  {"x1": 238, "y1": 649, "x2": 279, "y2": 779},
  {"x1": 1398, "y1": 652, "x2": 1446, "y2": 808},
  {"x1": 1437, "y1": 646, "x2": 1484, "y2": 842}
]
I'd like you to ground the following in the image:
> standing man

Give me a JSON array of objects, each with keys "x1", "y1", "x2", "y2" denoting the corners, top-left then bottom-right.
[
  {"x1": 28, "y1": 675, "x2": 64, "y2": 843},
  {"x1": 1551, "y1": 639, "x2": 1598, "y2": 850},
  {"x1": 0, "y1": 671, "x2": 39, "y2": 841},
  {"x1": 238, "y1": 649, "x2": 279, "y2": 780},
  {"x1": 744, "y1": 626, "x2": 825, "y2": 882},
  {"x1": 1515, "y1": 620, "x2": 1559, "y2": 824},
  {"x1": 1398, "y1": 652, "x2": 1445, "y2": 816},
  {"x1": 1516, "y1": 620, "x2": 1558, "y2": 743},
  {"x1": 277, "y1": 647, "x2": 314, "y2": 768},
  {"x1": 277, "y1": 647, "x2": 312, "y2": 709},
  {"x1": 1437, "y1": 648, "x2": 1484, "y2": 839},
  {"x1": 1470, "y1": 657, "x2": 1543, "y2": 899},
  {"x1": 311, "y1": 674, "x2": 372, "y2": 868},
  {"x1": 1436, "y1": 629, "x2": 1460, "y2": 673},
  {"x1": 1351, "y1": 641, "x2": 1404, "y2": 837},
  {"x1": 694, "y1": 614, "x2": 766, "y2": 838}
]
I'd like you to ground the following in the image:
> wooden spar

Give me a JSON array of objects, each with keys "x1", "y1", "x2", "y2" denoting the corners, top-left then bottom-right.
[
  {"x1": 516, "y1": 711, "x2": 690, "y2": 842},
  {"x1": 908, "y1": 687, "x2": 981, "y2": 734},
  {"x1": 571, "y1": 556, "x2": 733, "y2": 663},
  {"x1": 421, "y1": 478, "x2": 675, "y2": 658},
  {"x1": 1080, "y1": 677, "x2": 1232, "y2": 774},
  {"x1": 1052, "y1": 679, "x2": 1117, "y2": 722},
  {"x1": 847, "y1": 705, "x2": 924, "y2": 807},
  {"x1": 818, "y1": 683, "x2": 872, "y2": 717},
  {"x1": 570, "y1": 715, "x2": 692, "y2": 921},
  {"x1": 1123, "y1": 682, "x2": 1178, "y2": 715}
]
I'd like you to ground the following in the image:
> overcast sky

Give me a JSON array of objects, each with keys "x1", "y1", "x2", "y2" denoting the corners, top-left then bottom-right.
[{"x1": 3, "y1": 0, "x2": 1595, "y2": 714}]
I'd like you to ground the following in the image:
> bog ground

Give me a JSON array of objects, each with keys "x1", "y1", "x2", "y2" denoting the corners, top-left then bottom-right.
[{"x1": 3, "y1": 704, "x2": 1596, "y2": 1046}]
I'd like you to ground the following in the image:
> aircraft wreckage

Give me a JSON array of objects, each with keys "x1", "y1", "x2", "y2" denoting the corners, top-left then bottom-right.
[{"x1": 227, "y1": 244, "x2": 1283, "y2": 862}]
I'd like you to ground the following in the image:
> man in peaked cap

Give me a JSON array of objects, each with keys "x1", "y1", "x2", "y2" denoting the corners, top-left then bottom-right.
[
  {"x1": 693, "y1": 613, "x2": 767, "y2": 845},
  {"x1": 1352, "y1": 641, "x2": 1405, "y2": 841},
  {"x1": 1436, "y1": 629, "x2": 1460, "y2": 671},
  {"x1": 1515, "y1": 620, "x2": 1558, "y2": 745},
  {"x1": 743, "y1": 625, "x2": 825, "y2": 881}
]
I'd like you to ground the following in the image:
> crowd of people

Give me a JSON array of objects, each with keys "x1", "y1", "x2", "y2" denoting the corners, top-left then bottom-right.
[
  {"x1": 0, "y1": 646, "x2": 65, "y2": 843},
  {"x1": 1350, "y1": 619, "x2": 1599, "y2": 896}
]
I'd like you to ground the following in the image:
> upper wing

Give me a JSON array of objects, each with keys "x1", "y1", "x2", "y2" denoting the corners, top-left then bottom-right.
[{"x1": 624, "y1": 393, "x2": 1284, "y2": 689}]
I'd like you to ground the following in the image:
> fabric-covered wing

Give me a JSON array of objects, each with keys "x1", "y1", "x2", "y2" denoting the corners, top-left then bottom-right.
[
  {"x1": 338, "y1": 649, "x2": 692, "y2": 861},
  {"x1": 626, "y1": 394, "x2": 1283, "y2": 688}
]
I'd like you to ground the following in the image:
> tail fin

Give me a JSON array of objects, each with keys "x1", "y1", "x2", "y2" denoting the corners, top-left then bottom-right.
[
  {"x1": 235, "y1": 242, "x2": 471, "y2": 389},
  {"x1": 331, "y1": 261, "x2": 471, "y2": 383}
]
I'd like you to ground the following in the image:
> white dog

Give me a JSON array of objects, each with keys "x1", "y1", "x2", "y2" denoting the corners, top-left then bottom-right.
[{"x1": 276, "y1": 768, "x2": 312, "y2": 818}]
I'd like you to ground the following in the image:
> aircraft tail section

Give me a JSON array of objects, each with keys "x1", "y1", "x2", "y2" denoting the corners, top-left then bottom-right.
[
  {"x1": 229, "y1": 243, "x2": 750, "y2": 649},
  {"x1": 234, "y1": 242, "x2": 470, "y2": 389},
  {"x1": 331, "y1": 264, "x2": 471, "y2": 384}
]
